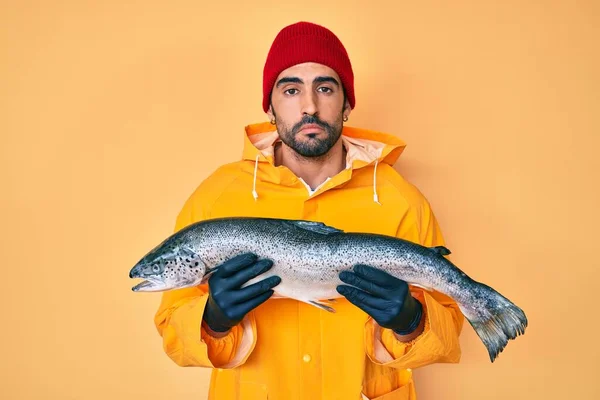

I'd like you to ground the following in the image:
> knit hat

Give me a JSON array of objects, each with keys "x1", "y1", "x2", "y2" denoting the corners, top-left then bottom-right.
[{"x1": 262, "y1": 21, "x2": 355, "y2": 113}]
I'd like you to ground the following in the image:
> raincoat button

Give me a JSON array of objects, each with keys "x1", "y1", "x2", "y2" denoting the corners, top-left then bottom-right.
[{"x1": 303, "y1": 354, "x2": 311, "y2": 362}]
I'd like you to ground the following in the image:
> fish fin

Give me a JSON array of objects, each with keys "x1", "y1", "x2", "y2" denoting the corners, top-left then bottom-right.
[
  {"x1": 429, "y1": 245, "x2": 452, "y2": 256},
  {"x1": 409, "y1": 283, "x2": 434, "y2": 292},
  {"x1": 287, "y1": 220, "x2": 343, "y2": 235},
  {"x1": 459, "y1": 284, "x2": 528, "y2": 362},
  {"x1": 309, "y1": 300, "x2": 336, "y2": 313},
  {"x1": 199, "y1": 266, "x2": 220, "y2": 284}
]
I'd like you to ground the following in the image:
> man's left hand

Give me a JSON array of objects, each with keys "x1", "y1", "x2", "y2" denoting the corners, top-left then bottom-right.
[{"x1": 336, "y1": 264, "x2": 423, "y2": 336}]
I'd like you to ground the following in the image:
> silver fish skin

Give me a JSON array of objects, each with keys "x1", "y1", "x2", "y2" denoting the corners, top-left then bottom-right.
[{"x1": 129, "y1": 217, "x2": 527, "y2": 362}]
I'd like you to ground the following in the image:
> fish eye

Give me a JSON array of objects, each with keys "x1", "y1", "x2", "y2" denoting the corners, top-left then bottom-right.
[{"x1": 152, "y1": 265, "x2": 161, "y2": 273}]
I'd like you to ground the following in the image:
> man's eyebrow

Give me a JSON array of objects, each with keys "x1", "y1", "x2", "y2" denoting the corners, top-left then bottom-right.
[
  {"x1": 313, "y1": 76, "x2": 340, "y2": 87},
  {"x1": 275, "y1": 76, "x2": 340, "y2": 88},
  {"x1": 276, "y1": 77, "x2": 303, "y2": 88}
]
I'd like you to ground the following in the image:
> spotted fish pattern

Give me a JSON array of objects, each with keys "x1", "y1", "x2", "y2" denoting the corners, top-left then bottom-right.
[{"x1": 129, "y1": 216, "x2": 527, "y2": 362}]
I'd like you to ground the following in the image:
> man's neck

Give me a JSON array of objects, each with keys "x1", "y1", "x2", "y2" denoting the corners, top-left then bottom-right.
[{"x1": 275, "y1": 139, "x2": 346, "y2": 189}]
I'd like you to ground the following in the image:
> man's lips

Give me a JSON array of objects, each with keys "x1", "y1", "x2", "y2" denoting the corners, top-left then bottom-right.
[{"x1": 299, "y1": 124, "x2": 324, "y2": 133}]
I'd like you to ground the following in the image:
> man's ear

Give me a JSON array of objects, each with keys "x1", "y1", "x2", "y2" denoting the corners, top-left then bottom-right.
[
  {"x1": 267, "y1": 105, "x2": 275, "y2": 121},
  {"x1": 343, "y1": 98, "x2": 352, "y2": 120}
]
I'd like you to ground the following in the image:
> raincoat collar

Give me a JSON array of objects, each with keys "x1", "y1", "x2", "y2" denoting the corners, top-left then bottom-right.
[
  {"x1": 241, "y1": 121, "x2": 407, "y2": 200},
  {"x1": 243, "y1": 121, "x2": 405, "y2": 167}
]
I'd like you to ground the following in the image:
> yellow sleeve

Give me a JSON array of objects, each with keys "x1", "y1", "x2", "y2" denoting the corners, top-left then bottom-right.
[
  {"x1": 152, "y1": 193, "x2": 258, "y2": 368},
  {"x1": 365, "y1": 195, "x2": 465, "y2": 370}
]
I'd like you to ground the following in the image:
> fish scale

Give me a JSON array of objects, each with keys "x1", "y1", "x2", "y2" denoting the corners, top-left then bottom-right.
[{"x1": 129, "y1": 216, "x2": 527, "y2": 362}]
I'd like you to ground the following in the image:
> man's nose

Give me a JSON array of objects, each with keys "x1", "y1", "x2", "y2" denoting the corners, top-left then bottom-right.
[{"x1": 301, "y1": 91, "x2": 318, "y2": 116}]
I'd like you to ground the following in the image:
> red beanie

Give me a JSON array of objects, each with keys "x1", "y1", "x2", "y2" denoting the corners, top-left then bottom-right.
[{"x1": 262, "y1": 21, "x2": 355, "y2": 113}]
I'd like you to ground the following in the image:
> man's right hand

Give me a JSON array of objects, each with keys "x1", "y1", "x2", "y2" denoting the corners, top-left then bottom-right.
[{"x1": 203, "y1": 252, "x2": 281, "y2": 334}]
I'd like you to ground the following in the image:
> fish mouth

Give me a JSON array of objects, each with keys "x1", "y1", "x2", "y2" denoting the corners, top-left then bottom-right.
[
  {"x1": 131, "y1": 278, "x2": 166, "y2": 292},
  {"x1": 131, "y1": 276, "x2": 202, "y2": 292},
  {"x1": 129, "y1": 262, "x2": 165, "y2": 292}
]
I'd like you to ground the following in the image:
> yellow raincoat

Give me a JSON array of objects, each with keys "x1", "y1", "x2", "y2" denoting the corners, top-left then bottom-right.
[{"x1": 154, "y1": 122, "x2": 464, "y2": 400}]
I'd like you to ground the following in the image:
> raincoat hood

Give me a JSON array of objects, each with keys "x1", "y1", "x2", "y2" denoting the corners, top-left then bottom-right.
[{"x1": 241, "y1": 121, "x2": 408, "y2": 202}]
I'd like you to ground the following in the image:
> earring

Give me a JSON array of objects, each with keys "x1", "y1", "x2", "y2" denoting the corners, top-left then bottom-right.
[
  {"x1": 343, "y1": 115, "x2": 348, "y2": 122},
  {"x1": 270, "y1": 119, "x2": 276, "y2": 125}
]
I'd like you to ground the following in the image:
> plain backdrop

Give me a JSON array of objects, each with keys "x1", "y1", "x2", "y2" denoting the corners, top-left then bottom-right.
[{"x1": 1, "y1": 1, "x2": 598, "y2": 399}]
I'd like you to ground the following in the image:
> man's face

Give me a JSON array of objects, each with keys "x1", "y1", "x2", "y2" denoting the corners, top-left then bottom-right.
[{"x1": 267, "y1": 62, "x2": 351, "y2": 158}]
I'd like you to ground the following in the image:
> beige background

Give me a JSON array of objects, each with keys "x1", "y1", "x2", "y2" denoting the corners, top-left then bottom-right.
[{"x1": 1, "y1": 1, "x2": 598, "y2": 399}]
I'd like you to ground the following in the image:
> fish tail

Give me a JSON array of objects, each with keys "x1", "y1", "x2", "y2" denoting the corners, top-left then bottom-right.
[{"x1": 459, "y1": 282, "x2": 528, "y2": 362}]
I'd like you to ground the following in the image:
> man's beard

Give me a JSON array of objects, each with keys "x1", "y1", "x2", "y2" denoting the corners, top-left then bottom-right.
[{"x1": 274, "y1": 113, "x2": 343, "y2": 158}]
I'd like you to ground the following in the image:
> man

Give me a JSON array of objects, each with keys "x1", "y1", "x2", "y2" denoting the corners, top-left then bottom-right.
[{"x1": 154, "y1": 21, "x2": 464, "y2": 400}]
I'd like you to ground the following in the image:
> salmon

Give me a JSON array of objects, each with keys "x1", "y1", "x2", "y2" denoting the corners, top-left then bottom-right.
[{"x1": 129, "y1": 217, "x2": 527, "y2": 362}]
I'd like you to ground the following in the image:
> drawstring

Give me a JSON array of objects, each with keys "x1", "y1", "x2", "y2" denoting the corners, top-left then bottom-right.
[
  {"x1": 252, "y1": 154, "x2": 259, "y2": 201},
  {"x1": 373, "y1": 159, "x2": 381, "y2": 205}
]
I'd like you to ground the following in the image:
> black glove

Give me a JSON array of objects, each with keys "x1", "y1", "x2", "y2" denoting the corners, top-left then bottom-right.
[
  {"x1": 336, "y1": 264, "x2": 423, "y2": 335},
  {"x1": 203, "y1": 253, "x2": 281, "y2": 333}
]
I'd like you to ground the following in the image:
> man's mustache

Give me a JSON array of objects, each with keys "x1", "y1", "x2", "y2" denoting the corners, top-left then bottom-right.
[{"x1": 293, "y1": 116, "x2": 331, "y2": 133}]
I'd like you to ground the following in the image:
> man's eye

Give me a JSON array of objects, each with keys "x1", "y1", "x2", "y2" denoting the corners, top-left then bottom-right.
[
  {"x1": 285, "y1": 88, "x2": 299, "y2": 95},
  {"x1": 318, "y1": 87, "x2": 332, "y2": 93}
]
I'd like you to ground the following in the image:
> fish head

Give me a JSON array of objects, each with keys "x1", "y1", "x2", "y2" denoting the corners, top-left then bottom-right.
[{"x1": 129, "y1": 236, "x2": 208, "y2": 292}]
